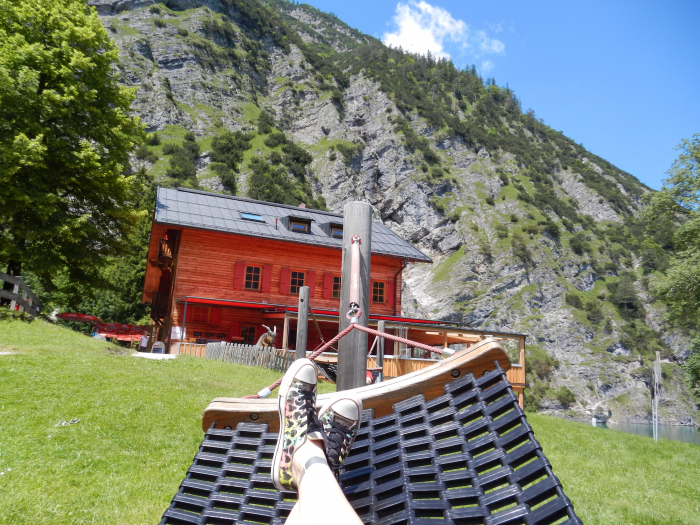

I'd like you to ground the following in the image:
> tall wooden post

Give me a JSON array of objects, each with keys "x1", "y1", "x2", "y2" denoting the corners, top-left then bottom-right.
[
  {"x1": 337, "y1": 201, "x2": 372, "y2": 391},
  {"x1": 295, "y1": 286, "x2": 309, "y2": 360},
  {"x1": 377, "y1": 320, "x2": 385, "y2": 383}
]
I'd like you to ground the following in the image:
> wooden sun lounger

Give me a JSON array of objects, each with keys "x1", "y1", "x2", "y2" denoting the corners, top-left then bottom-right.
[{"x1": 201, "y1": 337, "x2": 510, "y2": 432}]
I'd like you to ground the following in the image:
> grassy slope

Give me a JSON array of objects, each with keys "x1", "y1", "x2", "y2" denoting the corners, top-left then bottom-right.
[{"x1": 0, "y1": 319, "x2": 698, "y2": 524}]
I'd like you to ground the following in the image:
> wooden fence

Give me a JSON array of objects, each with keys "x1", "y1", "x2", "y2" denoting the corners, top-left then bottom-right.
[
  {"x1": 205, "y1": 343, "x2": 295, "y2": 374},
  {"x1": 0, "y1": 272, "x2": 41, "y2": 318}
]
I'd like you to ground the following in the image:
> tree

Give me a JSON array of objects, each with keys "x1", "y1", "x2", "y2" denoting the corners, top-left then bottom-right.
[
  {"x1": 644, "y1": 134, "x2": 700, "y2": 330},
  {"x1": 0, "y1": 0, "x2": 144, "y2": 291}
]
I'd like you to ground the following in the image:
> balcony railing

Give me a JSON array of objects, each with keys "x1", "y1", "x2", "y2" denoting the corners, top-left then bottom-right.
[
  {"x1": 157, "y1": 238, "x2": 174, "y2": 267},
  {"x1": 150, "y1": 292, "x2": 169, "y2": 321}
]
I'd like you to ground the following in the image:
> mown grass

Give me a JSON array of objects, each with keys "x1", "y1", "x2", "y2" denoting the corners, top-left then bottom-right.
[{"x1": 0, "y1": 318, "x2": 699, "y2": 524}]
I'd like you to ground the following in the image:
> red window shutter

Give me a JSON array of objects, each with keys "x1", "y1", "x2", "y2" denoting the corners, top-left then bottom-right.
[
  {"x1": 233, "y1": 261, "x2": 245, "y2": 290},
  {"x1": 323, "y1": 272, "x2": 333, "y2": 299},
  {"x1": 307, "y1": 270, "x2": 317, "y2": 298},
  {"x1": 185, "y1": 303, "x2": 193, "y2": 323},
  {"x1": 280, "y1": 267, "x2": 291, "y2": 294},
  {"x1": 261, "y1": 265, "x2": 272, "y2": 293},
  {"x1": 387, "y1": 280, "x2": 395, "y2": 306},
  {"x1": 210, "y1": 307, "x2": 222, "y2": 326},
  {"x1": 227, "y1": 321, "x2": 240, "y2": 340}
]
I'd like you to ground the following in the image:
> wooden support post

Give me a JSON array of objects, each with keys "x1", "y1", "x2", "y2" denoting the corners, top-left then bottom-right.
[
  {"x1": 282, "y1": 315, "x2": 290, "y2": 351},
  {"x1": 181, "y1": 298, "x2": 188, "y2": 344},
  {"x1": 443, "y1": 332, "x2": 448, "y2": 349},
  {"x1": 337, "y1": 201, "x2": 372, "y2": 391},
  {"x1": 295, "y1": 286, "x2": 309, "y2": 360},
  {"x1": 377, "y1": 320, "x2": 385, "y2": 383}
]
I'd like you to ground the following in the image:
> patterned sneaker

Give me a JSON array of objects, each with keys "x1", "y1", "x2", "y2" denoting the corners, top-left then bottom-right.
[
  {"x1": 271, "y1": 358, "x2": 323, "y2": 491},
  {"x1": 317, "y1": 395, "x2": 363, "y2": 477}
]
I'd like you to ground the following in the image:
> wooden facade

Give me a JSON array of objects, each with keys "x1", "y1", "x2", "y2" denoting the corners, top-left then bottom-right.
[
  {"x1": 143, "y1": 222, "x2": 405, "y2": 349},
  {"x1": 142, "y1": 192, "x2": 526, "y2": 406}
]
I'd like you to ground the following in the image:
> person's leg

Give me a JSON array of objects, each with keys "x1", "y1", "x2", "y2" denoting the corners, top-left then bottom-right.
[{"x1": 287, "y1": 439, "x2": 362, "y2": 525}]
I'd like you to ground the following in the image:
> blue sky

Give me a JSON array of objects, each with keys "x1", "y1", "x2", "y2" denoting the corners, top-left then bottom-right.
[{"x1": 298, "y1": 0, "x2": 699, "y2": 190}]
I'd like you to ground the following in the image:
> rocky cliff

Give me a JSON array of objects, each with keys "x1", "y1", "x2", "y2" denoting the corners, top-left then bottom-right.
[{"x1": 91, "y1": 0, "x2": 698, "y2": 425}]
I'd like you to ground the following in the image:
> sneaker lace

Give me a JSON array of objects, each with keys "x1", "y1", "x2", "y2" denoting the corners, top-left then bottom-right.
[
  {"x1": 323, "y1": 419, "x2": 353, "y2": 475},
  {"x1": 299, "y1": 389, "x2": 324, "y2": 437}
]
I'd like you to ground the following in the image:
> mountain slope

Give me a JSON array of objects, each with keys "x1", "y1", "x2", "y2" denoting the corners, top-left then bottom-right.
[{"x1": 91, "y1": 0, "x2": 697, "y2": 424}]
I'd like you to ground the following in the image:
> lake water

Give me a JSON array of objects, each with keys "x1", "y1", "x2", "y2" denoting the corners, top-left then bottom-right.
[{"x1": 593, "y1": 421, "x2": 700, "y2": 445}]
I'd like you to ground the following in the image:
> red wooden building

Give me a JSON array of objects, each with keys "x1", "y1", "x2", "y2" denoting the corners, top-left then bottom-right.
[{"x1": 141, "y1": 187, "x2": 526, "y2": 402}]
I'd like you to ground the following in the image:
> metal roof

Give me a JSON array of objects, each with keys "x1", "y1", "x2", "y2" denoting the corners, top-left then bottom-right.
[{"x1": 154, "y1": 187, "x2": 432, "y2": 263}]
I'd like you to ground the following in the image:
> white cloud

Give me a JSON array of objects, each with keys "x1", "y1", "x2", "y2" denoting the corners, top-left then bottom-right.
[
  {"x1": 481, "y1": 60, "x2": 495, "y2": 73},
  {"x1": 382, "y1": 1, "x2": 505, "y2": 66},
  {"x1": 382, "y1": 1, "x2": 467, "y2": 59},
  {"x1": 476, "y1": 30, "x2": 504, "y2": 54}
]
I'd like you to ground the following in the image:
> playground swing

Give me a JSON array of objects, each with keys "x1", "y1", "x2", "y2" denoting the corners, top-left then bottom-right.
[{"x1": 159, "y1": 234, "x2": 582, "y2": 525}]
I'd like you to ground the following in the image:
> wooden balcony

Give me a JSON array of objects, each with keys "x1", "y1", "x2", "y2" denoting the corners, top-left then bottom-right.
[
  {"x1": 157, "y1": 238, "x2": 174, "y2": 268},
  {"x1": 150, "y1": 292, "x2": 169, "y2": 321}
]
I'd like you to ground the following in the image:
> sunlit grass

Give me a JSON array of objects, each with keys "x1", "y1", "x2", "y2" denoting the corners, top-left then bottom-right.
[{"x1": 0, "y1": 318, "x2": 698, "y2": 524}]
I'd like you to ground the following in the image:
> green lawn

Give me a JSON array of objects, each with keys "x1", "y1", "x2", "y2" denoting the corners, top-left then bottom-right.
[{"x1": 0, "y1": 318, "x2": 699, "y2": 524}]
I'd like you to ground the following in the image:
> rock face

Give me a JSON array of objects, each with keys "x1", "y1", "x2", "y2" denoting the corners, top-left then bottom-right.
[{"x1": 92, "y1": 0, "x2": 697, "y2": 425}]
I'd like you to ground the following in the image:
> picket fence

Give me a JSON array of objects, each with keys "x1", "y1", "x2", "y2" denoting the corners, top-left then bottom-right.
[{"x1": 205, "y1": 342, "x2": 295, "y2": 374}]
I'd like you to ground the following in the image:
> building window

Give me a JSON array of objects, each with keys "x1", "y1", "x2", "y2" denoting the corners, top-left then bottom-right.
[
  {"x1": 290, "y1": 220, "x2": 310, "y2": 233},
  {"x1": 330, "y1": 224, "x2": 343, "y2": 239},
  {"x1": 372, "y1": 281, "x2": 385, "y2": 304},
  {"x1": 290, "y1": 271, "x2": 305, "y2": 294},
  {"x1": 191, "y1": 306, "x2": 210, "y2": 323},
  {"x1": 241, "y1": 325, "x2": 257, "y2": 345},
  {"x1": 332, "y1": 275, "x2": 341, "y2": 299},
  {"x1": 241, "y1": 212, "x2": 264, "y2": 222},
  {"x1": 245, "y1": 265, "x2": 261, "y2": 290}
]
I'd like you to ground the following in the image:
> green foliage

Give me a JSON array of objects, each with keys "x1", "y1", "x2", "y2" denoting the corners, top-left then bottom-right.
[
  {"x1": 257, "y1": 111, "x2": 275, "y2": 134},
  {"x1": 511, "y1": 233, "x2": 533, "y2": 265},
  {"x1": 135, "y1": 144, "x2": 158, "y2": 164},
  {"x1": 553, "y1": 386, "x2": 577, "y2": 407},
  {"x1": 565, "y1": 293, "x2": 583, "y2": 309},
  {"x1": 495, "y1": 223, "x2": 508, "y2": 238},
  {"x1": 146, "y1": 132, "x2": 161, "y2": 146},
  {"x1": 391, "y1": 117, "x2": 439, "y2": 165},
  {"x1": 0, "y1": 0, "x2": 144, "y2": 289},
  {"x1": 684, "y1": 338, "x2": 700, "y2": 400},
  {"x1": 210, "y1": 129, "x2": 255, "y2": 193},
  {"x1": 164, "y1": 133, "x2": 200, "y2": 186},
  {"x1": 643, "y1": 134, "x2": 700, "y2": 330},
  {"x1": 607, "y1": 275, "x2": 642, "y2": 318},
  {"x1": 570, "y1": 232, "x2": 592, "y2": 256},
  {"x1": 40, "y1": 169, "x2": 155, "y2": 320},
  {"x1": 335, "y1": 142, "x2": 364, "y2": 163},
  {"x1": 264, "y1": 131, "x2": 287, "y2": 148},
  {"x1": 154, "y1": 18, "x2": 167, "y2": 28},
  {"x1": 247, "y1": 155, "x2": 325, "y2": 209}
]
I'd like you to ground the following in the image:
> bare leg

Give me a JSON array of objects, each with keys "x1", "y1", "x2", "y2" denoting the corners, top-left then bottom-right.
[{"x1": 286, "y1": 439, "x2": 362, "y2": 525}]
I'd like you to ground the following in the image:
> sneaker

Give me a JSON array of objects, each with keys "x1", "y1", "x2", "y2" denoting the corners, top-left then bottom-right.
[
  {"x1": 271, "y1": 358, "x2": 323, "y2": 491},
  {"x1": 317, "y1": 395, "x2": 363, "y2": 477}
]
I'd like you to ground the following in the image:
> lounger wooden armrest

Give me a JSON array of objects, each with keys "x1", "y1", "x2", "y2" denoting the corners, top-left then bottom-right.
[{"x1": 201, "y1": 337, "x2": 510, "y2": 432}]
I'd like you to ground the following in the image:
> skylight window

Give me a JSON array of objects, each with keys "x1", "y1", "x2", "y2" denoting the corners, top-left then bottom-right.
[{"x1": 241, "y1": 212, "x2": 264, "y2": 222}]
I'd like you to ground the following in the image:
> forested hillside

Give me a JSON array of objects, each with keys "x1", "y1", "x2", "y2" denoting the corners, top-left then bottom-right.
[{"x1": 49, "y1": 0, "x2": 698, "y2": 423}]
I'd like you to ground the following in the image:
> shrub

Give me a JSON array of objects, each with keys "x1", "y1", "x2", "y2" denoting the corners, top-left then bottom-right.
[
  {"x1": 565, "y1": 293, "x2": 583, "y2": 309},
  {"x1": 554, "y1": 386, "x2": 576, "y2": 407},
  {"x1": 585, "y1": 301, "x2": 604, "y2": 323},
  {"x1": 177, "y1": 27, "x2": 188, "y2": 37},
  {"x1": 257, "y1": 111, "x2": 275, "y2": 134},
  {"x1": 146, "y1": 133, "x2": 161, "y2": 146},
  {"x1": 495, "y1": 223, "x2": 508, "y2": 238},
  {"x1": 264, "y1": 132, "x2": 287, "y2": 148},
  {"x1": 154, "y1": 18, "x2": 167, "y2": 28},
  {"x1": 511, "y1": 233, "x2": 532, "y2": 265},
  {"x1": 570, "y1": 232, "x2": 591, "y2": 256},
  {"x1": 485, "y1": 196, "x2": 495, "y2": 206},
  {"x1": 134, "y1": 144, "x2": 158, "y2": 164}
]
